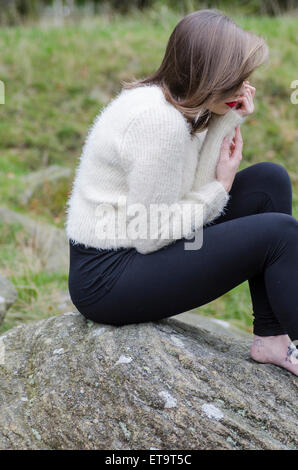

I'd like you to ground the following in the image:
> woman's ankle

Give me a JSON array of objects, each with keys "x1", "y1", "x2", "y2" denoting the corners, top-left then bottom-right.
[
  {"x1": 251, "y1": 333, "x2": 298, "y2": 362},
  {"x1": 250, "y1": 334, "x2": 298, "y2": 375}
]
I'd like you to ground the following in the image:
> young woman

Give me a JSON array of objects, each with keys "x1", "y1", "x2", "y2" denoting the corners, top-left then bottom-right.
[{"x1": 65, "y1": 9, "x2": 298, "y2": 376}]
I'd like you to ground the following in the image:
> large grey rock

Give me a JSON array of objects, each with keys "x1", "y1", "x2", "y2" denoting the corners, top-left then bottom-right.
[
  {"x1": 18, "y1": 165, "x2": 72, "y2": 205},
  {"x1": 0, "y1": 273, "x2": 18, "y2": 325},
  {"x1": 175, "y1": 311, "x2": 251, "y2": 339},
  {"x1": 0, "y1": 206, "x2": 69, "y2": 273},
  {"x1": 0, "y1": 312, "x2": 297, "y2": 450}
]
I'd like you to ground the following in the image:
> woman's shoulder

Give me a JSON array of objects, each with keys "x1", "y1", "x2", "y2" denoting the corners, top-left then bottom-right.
[
  {"x1": 103, "y1": 83, "x2": 166, "y2": 114},
  {"x1": 85, "y1": 84, "x2": 191, "y2": 147},
  {"x1": 120, "y1": 85, "x2": 192, "y2": 136}
]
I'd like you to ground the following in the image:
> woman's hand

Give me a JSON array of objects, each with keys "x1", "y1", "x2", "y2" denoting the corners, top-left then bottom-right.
[
  {"x1": 234, "y1": 81, "x2": 256, "y2": 117},
  {"x1": 216, "y1": 125, "x2": 243, "y2": 193},
  {"x1": 215, "y1": 81, "x2": 254, "y2": 192}
]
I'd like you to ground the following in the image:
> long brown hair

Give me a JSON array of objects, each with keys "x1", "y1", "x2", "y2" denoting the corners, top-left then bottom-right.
[{"x1": 121, "y1": 8, "x2": 269, "y2": 137}]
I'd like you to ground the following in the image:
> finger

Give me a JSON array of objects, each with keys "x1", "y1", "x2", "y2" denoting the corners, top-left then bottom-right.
[
  {"x1": 244, "y1": 82, "x2": 255, "y2": 90},
  {"x1": 245, "y1": 91, "x2": 253, "y2": 105},
  {"x1": 233, "y1": 125, "x2": 241, "y2": 138},
  {"x1": 222, "y1": 137, "x2": 231, "y2": 155},
  {"x1": 245, "y1": 84, "x2": 255, "y2": 98},
  {"x1": 244, "y1": 84, "x2": 255, "y2": 99},
  {"x1": 244, "y1": 90, "x2": 254, "y2": 110},
  {"x1": 234, "y1": 126, "x2": 243, "y2": 146},
  {"x1": 246, "y1": 84, "x2": 256, "y2": 92},
  {"x1": 221, "y1": 136, "x2": 231, "y2": 148},
  {"x1": 245, "y1": 86, "x2": 253, "y2": 96},
  {"x1": 241, "y1": 96, "x2": 249, "y2": 108},
  {"x1": 236, "y1": 96, "x2": 248, "y2": 110},
  {"x1": 220, "y1": 137, "x2": 232, "y2": 158}
]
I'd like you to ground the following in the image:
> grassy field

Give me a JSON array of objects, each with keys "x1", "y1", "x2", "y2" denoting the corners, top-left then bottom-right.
[{"x1": 0, "y1": 5, "x2": 297, "y2": 334}]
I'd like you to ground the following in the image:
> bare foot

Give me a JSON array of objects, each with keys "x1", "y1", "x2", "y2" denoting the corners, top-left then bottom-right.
[{"x1": 250, "y1": 334, "x2": 298, "y2": 376}]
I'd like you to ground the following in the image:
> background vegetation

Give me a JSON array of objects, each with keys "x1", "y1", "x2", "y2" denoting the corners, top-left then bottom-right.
[
  {"x1": 0, "y1": 1, "x2": 297, "y2": 334},
  {"x1": 0, "y1": 0, "x2": 297, "y2": 25}
]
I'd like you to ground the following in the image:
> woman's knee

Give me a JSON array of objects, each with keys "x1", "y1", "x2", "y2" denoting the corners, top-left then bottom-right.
[
  {"x1": 236, "y1": 162, "x2": 292, "y2": 213},
  {"x1": 263, "y1": 212, "x2": 298, "y2": 239},
  {"x1": 251, "y1": 161, "x2": 291, "y2": 189},
  {"x1": 234, "y1": 161, "x2": 291, "y2": 194}
]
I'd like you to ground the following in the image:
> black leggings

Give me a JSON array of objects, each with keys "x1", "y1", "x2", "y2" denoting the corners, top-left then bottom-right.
[{"x1": 77, "y1": 162, "x2": 298, "y2": 342}]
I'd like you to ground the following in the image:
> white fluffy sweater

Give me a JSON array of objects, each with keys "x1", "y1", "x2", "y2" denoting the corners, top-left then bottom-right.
[{"x1": 65, "y1": 84, "x2": 246, "y2": 254}]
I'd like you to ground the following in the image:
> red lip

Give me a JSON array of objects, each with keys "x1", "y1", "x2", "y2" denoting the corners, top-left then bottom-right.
[{"x1": 225, "y1": 101, "x2": 237, "y2": 108}]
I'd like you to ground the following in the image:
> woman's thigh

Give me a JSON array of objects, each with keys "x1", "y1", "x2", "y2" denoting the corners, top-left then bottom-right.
[{"x1": 78, "y1": 211, "x2": 296, "y2": 326}]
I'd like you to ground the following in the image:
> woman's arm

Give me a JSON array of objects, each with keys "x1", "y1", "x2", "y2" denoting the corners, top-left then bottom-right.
[
  {"x1": 120, "y1": 105, "x2": 231, "y2": 254},
  {"x1": 192, "y1": 108, "x2": 247, "y2": 190}
]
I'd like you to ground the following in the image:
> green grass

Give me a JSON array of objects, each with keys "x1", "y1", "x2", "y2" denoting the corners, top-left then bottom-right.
[
  {"x1": 0, "y1": 5, "x2": 297, "y2": 334},
  {"x1": 0, "y1": 219, "x2": 69, "y2": 334}
]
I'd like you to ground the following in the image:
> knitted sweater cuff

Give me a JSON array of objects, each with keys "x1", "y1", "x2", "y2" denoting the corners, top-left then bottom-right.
[
  {"x1": 191, "y1": 109, "x2": 246, "y2": 191},
  {"x1": 185, "y1": 179, "x2": 230, "y2": 223},
  {"x1": 175, "y1": 179, "x2": 228, "y2": 240}
]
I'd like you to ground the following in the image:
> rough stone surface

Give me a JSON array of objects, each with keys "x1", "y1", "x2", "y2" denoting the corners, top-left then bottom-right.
[
  {"x1": 0, "y1": 206, "x2": 69, "y2": 273},
  {"x1": 0, "y1": 273, "x2": 18, "y2": 325},
  {"x1": 0, "y1": 312, "x2": 297, "y2": 450},
  {"x1": 175, "y1": 312, "x2": 251, "y2": 339},
  {"x1": 18, "y1": 165, "x2": 72, "y2": 205}
]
